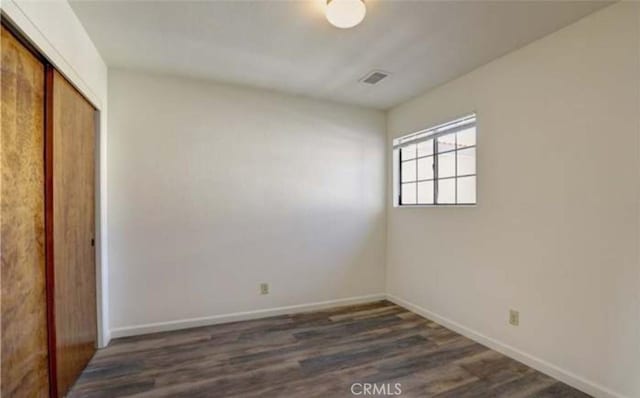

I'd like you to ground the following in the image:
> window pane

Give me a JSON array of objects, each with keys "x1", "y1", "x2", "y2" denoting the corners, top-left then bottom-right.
[
  {"x1": 417, "y1": 156, "x2": 434, "y2": 180},
  {"x1": 401, "y1": 144, "x2": 416, "y2": 160},
  {"x1": 457, "y1": 176, "x2": 476, "y2": 204},
  {"x1": 401, "y1": 183, "x2": 416, "y2": 204},
  {"x1": 437, "y1": 179, "x2": 455, "y2": 204},
  {"x1": 457, "y1": 127, "x2": 476, "y2": 148},
  {"x1": 417, "y1": 181, "x2": 434, "y2": 204},
  {"x1": 437, "y1": 152, "x2": 455, "y2": 178},
  {"x1": 437, "y1": 133, "x2": 456, "y2": 153},
  {"x1": 417, "y1": 139, "x2": 433, "y2": 157},
  {"x1": 395, "y1": 115, "x2": 476, "y2": 207},
  {"x1": 457, "y1": 147, "x2": 476, "y2": 176},
  {"x1": 401, "y1": 160, "x2": 416, "y2": 182}
]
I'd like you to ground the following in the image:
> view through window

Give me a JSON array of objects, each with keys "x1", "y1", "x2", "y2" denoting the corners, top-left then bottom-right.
[{"x1": 394, "y1": 114, "x2": 476, "y2": 206}]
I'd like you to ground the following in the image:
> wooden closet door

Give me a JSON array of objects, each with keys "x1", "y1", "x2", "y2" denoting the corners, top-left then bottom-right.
[
  {"x1": 0, "y1": 25, "x2": 49, "y2": 398},
  {"x1": 51, "y1": 70, "x2": 97, "y2": 398}
]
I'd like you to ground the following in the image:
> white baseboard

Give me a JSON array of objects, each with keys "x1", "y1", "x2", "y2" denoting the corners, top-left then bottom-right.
[
  {"x1": 385, "y1": 294, "x2": 627, "y2": 398},
  {"x1": 110, "y1": 293, "x2": 386, "y2": 339},
  {"x1": 109, "y1": 292, "x2": 626, "y2": 398}
]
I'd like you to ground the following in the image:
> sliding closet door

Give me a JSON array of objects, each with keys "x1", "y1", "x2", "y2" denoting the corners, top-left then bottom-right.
[
  {"x1": 0, "y1": 25, "x2": 49, "y2": 397},
  {"x1": 51, "y1": 70, "x2": 97, "y2": 397}
]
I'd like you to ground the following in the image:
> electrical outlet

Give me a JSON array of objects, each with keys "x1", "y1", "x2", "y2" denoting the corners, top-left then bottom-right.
[
  {"x1": 260, "y1": 283, "x2": 269, "y2": 295},
  {"x1": 509, "y1": 309, "x2": 519, "y2": 326}
]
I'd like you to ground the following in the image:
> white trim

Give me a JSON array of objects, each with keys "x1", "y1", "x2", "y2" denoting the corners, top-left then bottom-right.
[
  {"x1": 393, "y1": 204, "x2": 478, "y2": 208},
  {"x1": 109, "y1": 292, "x2": 626, "y2": 397},
  {"x1": 110, "y1": 294, "x2": 386, "y2": 339},
  {"x1": 1, "y1": 0, "x2": 103, "y2": 108},
  {"x1": 385, "y1": 294, "x2": 628, "y2": 398},
  {"x1": 1, "y1": 0, "x2": 110, "y2": 348},
  {"x1": 102, "y1": 329, "x2": 111, "y2": 347}
]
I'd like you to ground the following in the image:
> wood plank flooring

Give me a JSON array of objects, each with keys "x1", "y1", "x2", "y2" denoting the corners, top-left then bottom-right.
[{"x1": 68, "y1": 301, "x2": 590, "y2": 397}]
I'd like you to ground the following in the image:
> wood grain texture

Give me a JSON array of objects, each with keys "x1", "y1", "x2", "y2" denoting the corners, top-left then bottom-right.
[
  {"x1": 0, "y1": 25, "x2": 49, "y2": 398},
  {"x1": 69, "y1": 301, "x2": 590, "y2": 397},
  {"x1": 52, "y1": 70, "x2": 97, "y2": 397},
  {"x1": 45, "y1": 63, "x2": 58, "y2": 398}
]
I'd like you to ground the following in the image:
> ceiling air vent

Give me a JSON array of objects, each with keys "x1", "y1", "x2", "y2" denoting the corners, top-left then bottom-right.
[{"x1": 360, "y1": 70, "x2": 390, "y2": 85}]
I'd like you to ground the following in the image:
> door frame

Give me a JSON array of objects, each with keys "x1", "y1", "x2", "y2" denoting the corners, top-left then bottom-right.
[
  {"x1": 1, "y1": 16, "x2": 102, "y2": 398},
  {"x1": 0, "y1": 3, "x2": 108, "y2": 349}
]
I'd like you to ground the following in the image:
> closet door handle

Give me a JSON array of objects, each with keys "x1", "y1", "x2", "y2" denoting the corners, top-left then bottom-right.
[{"x1": 91, "y1": 238, "x2": 95, "y2": 247}]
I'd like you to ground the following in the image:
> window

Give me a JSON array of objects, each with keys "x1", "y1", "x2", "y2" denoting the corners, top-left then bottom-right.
[{"x1": 394, "y1": 114, "x2": 476, "y2": 206}]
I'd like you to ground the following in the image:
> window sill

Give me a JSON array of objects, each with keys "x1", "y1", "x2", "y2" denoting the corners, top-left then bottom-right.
[{"x1": 393, "y1": 204, "x2": 478, "y2": 208}]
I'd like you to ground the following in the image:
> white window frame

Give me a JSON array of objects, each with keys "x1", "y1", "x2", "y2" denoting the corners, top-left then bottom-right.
[{"x1": 393, "y1": 113, "x2": 477, "y2": 207}]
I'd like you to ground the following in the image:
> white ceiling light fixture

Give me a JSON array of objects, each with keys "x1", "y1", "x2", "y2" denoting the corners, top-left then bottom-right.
[{"x1": 326, "y1": 0, "x2": 366, "y2": 29}]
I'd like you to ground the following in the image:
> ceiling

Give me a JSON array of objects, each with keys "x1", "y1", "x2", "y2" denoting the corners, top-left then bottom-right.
[{"x1": 70, "y1": 0, "x2": 610, "y2": 110}]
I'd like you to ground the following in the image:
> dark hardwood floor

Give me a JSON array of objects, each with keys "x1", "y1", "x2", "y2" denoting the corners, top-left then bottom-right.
[{"x1": 69, "y1": 301, "x2": 590, "y2": 397}]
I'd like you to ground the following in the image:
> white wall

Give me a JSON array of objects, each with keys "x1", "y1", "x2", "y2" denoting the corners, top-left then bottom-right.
[
  {"x1": 0, "y1": 0, "x2": 110, "y2": 347},
  {"x1": 6, "y1": 2, "x2": 637, "y2": 395},
  {"x1": 386, "y1": 3, "x2": 640, "y2": 398},
  {"x1": 107, "y1": 69, "x2": 386, "y2": 335}
]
